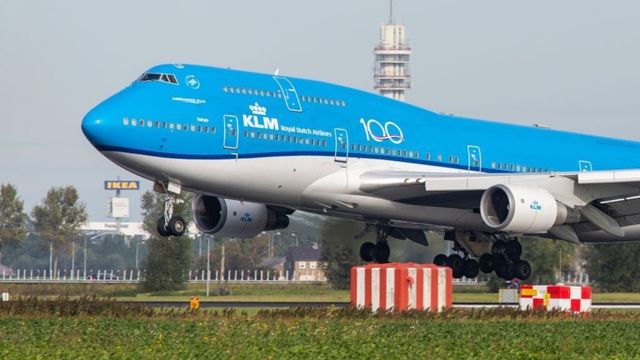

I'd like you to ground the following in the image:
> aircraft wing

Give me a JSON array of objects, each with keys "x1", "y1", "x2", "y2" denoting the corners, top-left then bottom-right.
[{"x1": 358, "y1": 169, "x2": 640, "y2": 243}]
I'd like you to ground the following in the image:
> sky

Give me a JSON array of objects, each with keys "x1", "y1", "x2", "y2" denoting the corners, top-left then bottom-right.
[{"x1": 1, "y1": 0, "x2": 639, "y2": 221}]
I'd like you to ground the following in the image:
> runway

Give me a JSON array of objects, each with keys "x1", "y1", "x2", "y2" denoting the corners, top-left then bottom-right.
[{"x1": 120, "y1": 301, "x2": 640, "y2": 309}]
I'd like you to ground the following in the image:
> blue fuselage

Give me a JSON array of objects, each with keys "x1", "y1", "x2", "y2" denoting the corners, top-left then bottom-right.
[{"x1": 82, "y1": 64, "x2": 640, "y2": 177}]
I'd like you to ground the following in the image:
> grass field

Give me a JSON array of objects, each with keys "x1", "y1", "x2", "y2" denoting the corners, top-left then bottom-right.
[
  {"x1": 0, "y1": 298, "x2": 640, "y2": 359},
  {"x1": 3, "y1": 282, "x2": 640, "y2": 304},
  {"x1": 2, "y1": 299, "x2": 640, "y2": 359}
]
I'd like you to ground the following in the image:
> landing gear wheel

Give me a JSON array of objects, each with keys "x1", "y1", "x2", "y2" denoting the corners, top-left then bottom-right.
[
  {"x1": 433, "y1": 254, "x2": 448, "y2": 267},
  {"x1": 157, "y1": 217, "x2": 171, "y2": 237},
  {"x1": 514, "y1": 260, "x2": 532, "y2": 281},
  {"x1": 493, "y1": 257, "x2": 507, "y2": 279},
  {"x1": 447, "y1": 254, "x2": 465, "y2": 279},
  {"x1": 479, "y1": 254, "x2": 494, "y2": 273},
  {"x1": 463, "y1": 259, "x2": 479, "y2": 279},
  {"x1": 168, "y1": 216, "x2": 186, "y2": 237},
  {"x1": 360, "y1": 242, "x2": 375, "y2": 262},
  {"x1": 374, "y1": 242, "x2": 390, "y2": 263},
  {"x1": 505, "y1": 240, "x2": 522, "y2": 260},
  {"x1": 492, "y1": 240, "x2": 507, "y2": 256}
]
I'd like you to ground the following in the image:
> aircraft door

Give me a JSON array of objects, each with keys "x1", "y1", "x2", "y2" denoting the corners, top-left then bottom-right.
[
  {"x1": 579, "y1": 160, "x2": 593, "y2": 172},
  {"x1": 273, "y1": 76, "x2": 302, "y2": 112},
  {"x1": 223, "y1": 115, "x2": 239, "y2": 150},
  {"x1": 467, "y1": 145, "x2": 482, "y2": 172},
  {"x1": 334, "y1": 128, "x2": 349, "y2": 163}
]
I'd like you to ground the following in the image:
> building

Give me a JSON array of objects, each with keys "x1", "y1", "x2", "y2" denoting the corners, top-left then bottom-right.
[
  {"x1": 285, "y1": 245, "x2": 327, "y2": 281},
  {"x1": 373, "y1": 1, "x2": 411, "y2": 101},
  {"x1": 258, "y1": 257, "x2": 286, "y2": 279}
]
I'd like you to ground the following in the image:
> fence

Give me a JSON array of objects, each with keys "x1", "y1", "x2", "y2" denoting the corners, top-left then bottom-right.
[{"x1": 0, "y1": 268, "x2": 315, "y2": 284}]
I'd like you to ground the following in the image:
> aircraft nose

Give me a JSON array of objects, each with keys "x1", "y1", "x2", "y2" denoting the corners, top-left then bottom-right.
[{"x1": 81, "y1": 106, "x2": 109, "y2": 146}]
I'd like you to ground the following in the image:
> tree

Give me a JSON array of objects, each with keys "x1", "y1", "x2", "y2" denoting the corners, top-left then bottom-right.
[
  {"x1": 583, "y1": 243, "x2": 640, "y2": 292},
  {"x1": 521, "y1": 237, "x2": 577, "y2": 284},
  {"x1": 141, "y1": 191, "x2": 192, "y2": 292},
  {"x1": 319, "y1": 218, "x2": 367, "y2": 289},
  {"x1": 31, "y1": 186, "x2": 87, "y2": 276},
  {"x1": 0, "y1": 184, "x2": 28, "y2": 265}
]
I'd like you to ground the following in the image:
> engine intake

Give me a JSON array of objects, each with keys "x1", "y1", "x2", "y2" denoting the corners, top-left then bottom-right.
[
  {"x1": 480, "y1": 184, "x2": 566, "y2": 233},
  {"x1": 192, "y1": 195, "x2": 289, "y2": 238}
]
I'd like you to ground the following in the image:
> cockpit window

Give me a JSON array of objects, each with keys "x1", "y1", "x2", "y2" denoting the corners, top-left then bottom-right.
[{"x1": 138, "y1": 72, "x2": 179, "y2": 85}]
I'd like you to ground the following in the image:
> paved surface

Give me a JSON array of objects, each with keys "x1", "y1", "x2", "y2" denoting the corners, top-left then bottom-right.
[{"x1": 118, "y1": 301, "x2": 640, "y2": 309}]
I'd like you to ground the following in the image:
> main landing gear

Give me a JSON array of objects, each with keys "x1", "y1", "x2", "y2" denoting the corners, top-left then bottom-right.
[
  {"x1": 478, "y1": 237, "x2": 531, "y2": 281},
  {"x1": 359, "y1": 224, "x2": 392, "y2": 263},
  {"x1": 156, "y1": 194, "x2": 187, "y2": 237},
  {"x1": 433, "y1": 243, "x2": 479, "y2": 279},
  {"x1": 433, "y1": 236, "x2": 531, "y2": 281}
]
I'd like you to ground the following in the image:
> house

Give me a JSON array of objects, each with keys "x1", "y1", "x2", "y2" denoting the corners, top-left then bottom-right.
[
  {"x1": 0, "y1": 263, "x2": 14, "y2": 277},
  {"x1": 258, "y1": 257, "x2": 286, "y2": 279},
  {"x1": 285, "y1": 244, "x2": 327, "y2": 281}
]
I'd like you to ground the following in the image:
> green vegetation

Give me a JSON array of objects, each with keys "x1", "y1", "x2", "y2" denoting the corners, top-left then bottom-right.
[
  {"x1": 31, "y1": 186, "x2": 88, "y2": 275},
  {"x1": 2, "y1": 298, "x2": 640, "y2": 359}
]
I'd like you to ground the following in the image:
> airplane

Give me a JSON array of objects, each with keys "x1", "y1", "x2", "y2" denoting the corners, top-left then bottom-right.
[{"x1": 82, "y1": 63, "x2": 640, "y2": 281}]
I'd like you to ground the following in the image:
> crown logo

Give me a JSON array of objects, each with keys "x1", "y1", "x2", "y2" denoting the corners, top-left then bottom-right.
[{"x1": 249, "y1": 102, "x2": 267, "y2": 116}]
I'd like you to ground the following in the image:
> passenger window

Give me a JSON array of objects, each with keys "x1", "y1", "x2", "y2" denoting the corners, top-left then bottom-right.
[
  {"x1": 177, "y1": 124, "x2": 182, "y2": 130},
  {"x1": 122, "y1": 118, "x2": 129, "y2": 125},
  {"x1": 250, "y1": 132, "x2": 255, "y2": 138},
  {"x1": 243, "y1": 130, "x2": 248, "y2": 137},
  {"x1": 169, "y1": 123, "x2": 174, "y2": 129},
  {"x1": 211, "y1": 127, "x2": 216, "y2": 134},
  {"x1": 147, "y1": 121, "x2": 153, "y2": 128},
  {"x1": 162, "y1": 122, "x2": 167, "y2": 129},
  {"x1": 229, "y1": 87, "x2": 235, "y2": 93},
  {"x1": 190, "y1": 125, "x2": 196, "y2": 132},
  {"x1": 270, "y1": 134, "x2": 275, "y2": 140},
  {"x1": 131, "y1": 119, "x2": 137, "y2": 126}
]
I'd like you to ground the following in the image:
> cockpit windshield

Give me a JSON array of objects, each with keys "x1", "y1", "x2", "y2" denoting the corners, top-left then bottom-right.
[{"x1": 137, "y1": 73, "x2": 179, "y2": 85}]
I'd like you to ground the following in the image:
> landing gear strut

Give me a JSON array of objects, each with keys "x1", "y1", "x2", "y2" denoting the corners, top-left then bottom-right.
[
  {"x1": 156, "y1": 194, "x2": 186, "y2": 237},
  {"x1": 358, "y1": 224, "x2": 392, "y2": 263}
]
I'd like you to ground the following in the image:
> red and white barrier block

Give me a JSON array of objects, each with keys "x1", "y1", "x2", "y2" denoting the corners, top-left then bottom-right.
[
  {"x1": 350, "y1": 263, "x2": 452, "y2": 312},
  {"x1": 520, "y1": 284, "x2": 592, "y2": 313}
]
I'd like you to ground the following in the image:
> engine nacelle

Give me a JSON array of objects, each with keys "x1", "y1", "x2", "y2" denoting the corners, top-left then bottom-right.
[
  {"x1": 480, "y1": 184, "x2": 565, "y2": 233},
  {"x1": 192, "y1": 195, "x2": 289, "y2": 238}
]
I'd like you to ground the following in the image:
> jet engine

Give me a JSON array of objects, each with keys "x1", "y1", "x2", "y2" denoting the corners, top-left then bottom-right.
[
  {"x1": 480, "y1": 184, "x2": 569, "y2": 233},
  {"x1": 192, "y1": 195, "x2": 289, "y2": 238}
]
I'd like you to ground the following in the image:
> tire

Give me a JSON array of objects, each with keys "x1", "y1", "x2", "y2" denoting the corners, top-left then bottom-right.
[
  {"x1": 360, "y1": 242, "x2": 375, "y2": 262},
  {"x1": 505, "y1": 240, "x2": 522, "y2": 260},
  {"x1": 502, "y1": 264, "x2": 515, "y2": 281},
  {"x1": 492, "y1": 240, "x2": 506, "y2": 256},
  {"x1": 479, "y1": 254, "x2": 494, "y2": 273},
  {"x1": 157, "y1": 217, "x2": 171, "y2": 237},
  {"x1": 433, "y1": 254, "x2": 448, "y2": 267},
  {"x1": 168, "y1": 216, "x2": 186, "y2": 237},
  {"x1": 514, "y1": 260, "x2": 532, "y2": 281},
  {"x1": 463, "y1": 259, "x2": 479, "y2": 279},
  {"x1": 374, "y1": 242, "x2": 390, "y2": 263},
  {"x1": 447, "y1": 254, "x2": 465, "y2": 279},
  {"x1": 493, "y1": 257, "x2": 507, "y2": 279}
]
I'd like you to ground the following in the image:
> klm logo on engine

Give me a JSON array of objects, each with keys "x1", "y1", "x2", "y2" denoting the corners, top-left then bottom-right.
[
  {"x1": 243, "y1": 102, "x2": 279, "y2": 130},
  {"x1": 241, "y1": 213, "x2": 253, "y2": 223},
  {"x1": 530, "y1": 201, "x2": 542, "y2": 211}
]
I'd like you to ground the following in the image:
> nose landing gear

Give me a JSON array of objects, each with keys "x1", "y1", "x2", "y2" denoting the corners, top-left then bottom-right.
[{"x1": 156, "y1": 192, "x2": 186, "y2": 238}]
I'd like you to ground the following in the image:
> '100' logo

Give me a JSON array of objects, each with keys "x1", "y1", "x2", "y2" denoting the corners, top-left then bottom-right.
[{"x1": 359, "y1": 118, "x2": 404, "y2": 144}]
